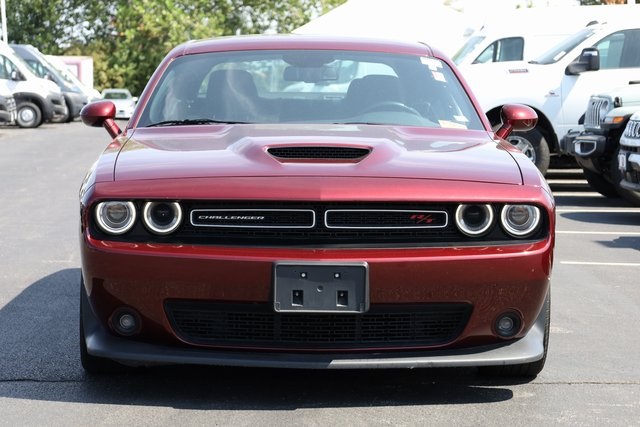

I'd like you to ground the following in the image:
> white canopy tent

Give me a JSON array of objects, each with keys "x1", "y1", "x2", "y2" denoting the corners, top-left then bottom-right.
[{"x1": 293, "y1": 0, "x2": 482, "y2": 57}]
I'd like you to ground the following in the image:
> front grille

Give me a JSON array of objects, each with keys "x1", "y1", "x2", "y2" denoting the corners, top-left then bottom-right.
[
  {"x1": 624, "y1": 120, "x2": 640, "y2": 139},
  {"x1": 91, "y1": 201, "x2": 549, "y2": 247},
  {"x1": 268, "y1": 146, "x2": 370, "y2": 160},
  {"x1": 584, "y1": 97, "x2": 609, "y2": 129},
  {"x1": 181, "y1": 202, "x2": 463, "y2": 245},
  {"x1": 325, "y1": 209, "x2": 448, "y2": 229},
  {"x1": 165, "y1": 301, "x2": 472, "y2": 350},
  {"x1": 191, "y1": 209, "x2": 315, "y2": 228}
]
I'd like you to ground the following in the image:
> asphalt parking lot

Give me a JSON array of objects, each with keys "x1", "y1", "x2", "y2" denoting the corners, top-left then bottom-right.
[{"x1": 0, "y1": 122, "x2": 638, "y2": 426}]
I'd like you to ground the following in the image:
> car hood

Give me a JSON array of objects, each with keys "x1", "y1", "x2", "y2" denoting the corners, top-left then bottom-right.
[{"x1": 112, "y1": 124, "x2": 522, "y2": 185}]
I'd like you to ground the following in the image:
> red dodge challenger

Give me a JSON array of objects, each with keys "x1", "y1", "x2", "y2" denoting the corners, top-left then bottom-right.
[{"x1": 79, "y1": 34, "x2": 554, "y2": 376}]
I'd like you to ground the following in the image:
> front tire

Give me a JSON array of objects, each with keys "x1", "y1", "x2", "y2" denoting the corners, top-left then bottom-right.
[
  {"x1": 16, "y1": 102, "x2": 42, "y2": 128},
  {"x1": 583, "y1": 168, "x2": 619, "y2": 198},
  {"x1": 505, "y1": 128, "x2": 551, "y2": 176}
]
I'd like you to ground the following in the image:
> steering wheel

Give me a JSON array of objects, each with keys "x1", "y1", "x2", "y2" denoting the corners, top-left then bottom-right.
[{"x1": 362, "y1": 101, "x2": 421, "y2": 116}]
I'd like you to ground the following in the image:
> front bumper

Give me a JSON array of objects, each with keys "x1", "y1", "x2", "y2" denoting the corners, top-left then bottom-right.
[
  {"x1": 47, "y1": 93, "x2": 68, "y2": 121},
  {"x1": 82, "y1": 281, "x2": 548, "y2": 369},
  {"x1": 63, "y1": 92, "x2": 89, "y2": 119},
  {"x1": 618, "y1": 148, "x2": 640, "y2": 191},
  {"x1": 560, "y1": 130, "x2": 608, "y2": 158},
  {"x1": 80, "y1": 233, "x2": 553, "y2": 368},
  {"x1": 0, "y1": 96, "x2": 17, "y2": 123}
]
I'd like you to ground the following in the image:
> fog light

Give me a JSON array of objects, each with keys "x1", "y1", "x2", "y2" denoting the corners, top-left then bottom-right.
[
  {"x1": 110, "y1": 308, "x2": 141, "y2": 336},
  {"x1": 495, "y1": 312, "x2": 521, "y2": 338}
]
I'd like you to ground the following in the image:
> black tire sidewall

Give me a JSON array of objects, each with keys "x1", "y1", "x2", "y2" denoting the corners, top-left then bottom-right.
[
  {"x1": 16, "y1": 102, "x2": 42, "y2": 128},
  {"x1": 510, "y1": 128, "x2": 551, "y2": 176}
]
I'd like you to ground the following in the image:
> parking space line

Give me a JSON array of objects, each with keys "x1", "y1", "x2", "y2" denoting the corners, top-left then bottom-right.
[
  {"x1": 557, "y1": 231, "x2": 640, "y2": 236},
  {"x1": 557, "y1": 208, "x2": 640, "y2": 213},
  {"x1": 561, "y1": 261, "x2": 640, "y2": 267}
]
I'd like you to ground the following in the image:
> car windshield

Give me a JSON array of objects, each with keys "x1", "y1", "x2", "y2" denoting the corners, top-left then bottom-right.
[
  {"x1": 529, "y1": 27, "x2": 596, "y2": 65},
  {"x1": 138, "y1": 49, "x2": 484, "y2": 130},
  {"x1": 451, "y1": 35, "x2": 485, "y2": 64},
  {"x1": 104, "y1": 91, "x2": 131, "y2": 100}
]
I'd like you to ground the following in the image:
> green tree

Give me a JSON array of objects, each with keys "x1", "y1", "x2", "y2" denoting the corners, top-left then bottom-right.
[
  {"x1": 106, "y1": 0, "x2": 346, "y2": 95},
  {"x1": 6, "y1": 0, "x2": 115, "y2": 53},
  {"x1": 6, "y1": 0, "x2": 347, "y2": 95}
]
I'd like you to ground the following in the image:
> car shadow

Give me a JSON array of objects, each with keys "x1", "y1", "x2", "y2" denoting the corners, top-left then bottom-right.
[
  {"x1": 559, "y1": 210, "x2": 640, "y2": 226},
  {"x1": 598, "y1": 236, "x2": 640, "y2": 251},
  {"x1": 0, "y1": 269, "x2": 531, "y2": 409}
]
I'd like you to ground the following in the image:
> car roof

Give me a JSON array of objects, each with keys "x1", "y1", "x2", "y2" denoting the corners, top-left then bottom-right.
[{"x1": 170, "y1": 34, "x2": 442, "y2": 60}]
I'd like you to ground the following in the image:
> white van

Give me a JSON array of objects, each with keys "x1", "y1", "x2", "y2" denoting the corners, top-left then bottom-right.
[
  {"x1": 453, "y1": 5, "x2": 635, "y2": 69},
  {"x1": 461, "y1": 18, "x2": 640, "y2": 175},
  {"x1": 0, "y1": 43, "x2": 67, "y2": 128}
]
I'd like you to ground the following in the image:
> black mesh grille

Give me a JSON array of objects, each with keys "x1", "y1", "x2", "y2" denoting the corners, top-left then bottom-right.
[
  {"x1": 165, "y1": 301, "x2": 473, "y2": 350},
  {"x1": 268, "y1": 146, "x2": 370, "y2": 160},
  {"x1": 325, "y1": 209, "x2": 447, "y2": 228}
]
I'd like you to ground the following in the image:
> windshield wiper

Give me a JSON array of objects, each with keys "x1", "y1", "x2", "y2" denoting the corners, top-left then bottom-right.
[{"x1": 146, "y1": 118, "x2": 249, "y2": 127}]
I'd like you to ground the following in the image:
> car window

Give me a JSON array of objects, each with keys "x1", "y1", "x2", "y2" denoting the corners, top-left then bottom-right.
[
  {"x1": 0, "y1": 55, "x2": 19, "y2": 79},
  {"x1": 452, "y1": 35, "x2": 485, "y2": 64},
  {"x1": 104, "y1": 91, "x2": 130, "y2": 100},
  {"x1": 474, "y1": 37, "x2": 524, "y2": 64},
  {"x1": 594, "y1": 29, "x2": 640, "y2": 69},
  {"x1": 24, "y1": 59, "x2": 47, "y2": 78},
  {"x1": 530, "y1": 27, "x2": 596, "y2": 65},
  {"x1": 140, "y1": 49, "x2": 484, "y2": 130}
]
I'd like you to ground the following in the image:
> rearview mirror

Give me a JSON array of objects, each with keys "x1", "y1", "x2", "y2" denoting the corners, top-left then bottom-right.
[
  {"x1": 283, "y1": 65, "x2": 338, "y2": 83},
  {"x1": 565, "y1": 47, "x2": 600, "y2": 75}
]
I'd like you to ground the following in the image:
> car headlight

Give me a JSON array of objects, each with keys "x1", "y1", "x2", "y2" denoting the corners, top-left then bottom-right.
[
  {"x1": 95, "y1": 201, "x2": 137, "y2": 235},
  {"x1": 142, "y1": 202, "x2": 182, "y2": 235},
  {"x1": 500, "y1": 204, "x2": 541, "y2": 238},
  {"x1": 455, "y1": 204, "x2": 494, "y2": 236}
]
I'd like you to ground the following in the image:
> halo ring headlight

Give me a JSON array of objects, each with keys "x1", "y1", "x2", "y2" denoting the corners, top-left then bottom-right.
[
  {"x1": 501, "y1": 204, "x2": 541, "y2": 237},
  {"x1": 95, "y1": 201, "x2": 136, "y2": 235},
  {"x1": 455, "y1": 204, "x2": 494, "y2": 236},
  {"x1": 142, "y1": 202, "x2": 182, "y2": 235}
]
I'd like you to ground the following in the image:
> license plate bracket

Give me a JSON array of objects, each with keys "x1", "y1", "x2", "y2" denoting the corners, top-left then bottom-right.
[{"x1": 273, "y1": 262, "x2": 369, "y2": 313}]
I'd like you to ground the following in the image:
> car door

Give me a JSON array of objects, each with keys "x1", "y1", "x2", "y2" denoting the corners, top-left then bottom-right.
[{"x1": 559, "y1": 28, "x2": 640, "y2": 138}]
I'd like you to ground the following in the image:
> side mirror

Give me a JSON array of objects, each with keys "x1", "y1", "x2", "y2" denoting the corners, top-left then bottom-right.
[
  {"x1": 80, "y1": 100, "x2": 122, "y2": 138},
  {"x1": 10, "y1": 70, "x2": 24, "y2": 81},
  {"x1": 565, "y1": 47, "x2": 600, "y2": 75},
  {"x1": 495, "y1": 104, "x2": 537, "y2": 140}
]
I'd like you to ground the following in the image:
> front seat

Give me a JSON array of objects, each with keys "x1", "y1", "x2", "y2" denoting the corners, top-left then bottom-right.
[
  {"x1": 343, "y1": 74, "x2": 404, "y2": 116},
  {"x1": 207, "y1": 69, "x2": 264, "y2": 122}
]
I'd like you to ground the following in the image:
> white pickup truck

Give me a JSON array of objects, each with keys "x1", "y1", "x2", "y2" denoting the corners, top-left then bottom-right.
[{"x1": 461, "y1": 19, "x2": 640, "y2": 175}]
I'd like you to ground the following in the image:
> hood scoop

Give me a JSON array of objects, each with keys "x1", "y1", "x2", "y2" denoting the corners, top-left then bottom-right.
[{"x1": 267, "y1": 146, "x2": 371, "y2": 162}]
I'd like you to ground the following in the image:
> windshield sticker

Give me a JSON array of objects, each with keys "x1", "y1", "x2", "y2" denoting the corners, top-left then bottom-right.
[
  {"x1": 420, "y1": 57, "x2": 443, "y2": 71},
  {"x1": 439, "y1": 120, "x2": 468, "y2": 129},
  {"x1": 453, "y1": 115, "x2": 469, "y2": 122},
  {"x1": 432, "y1": 71, "x2": 446, "y2": 82}
]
